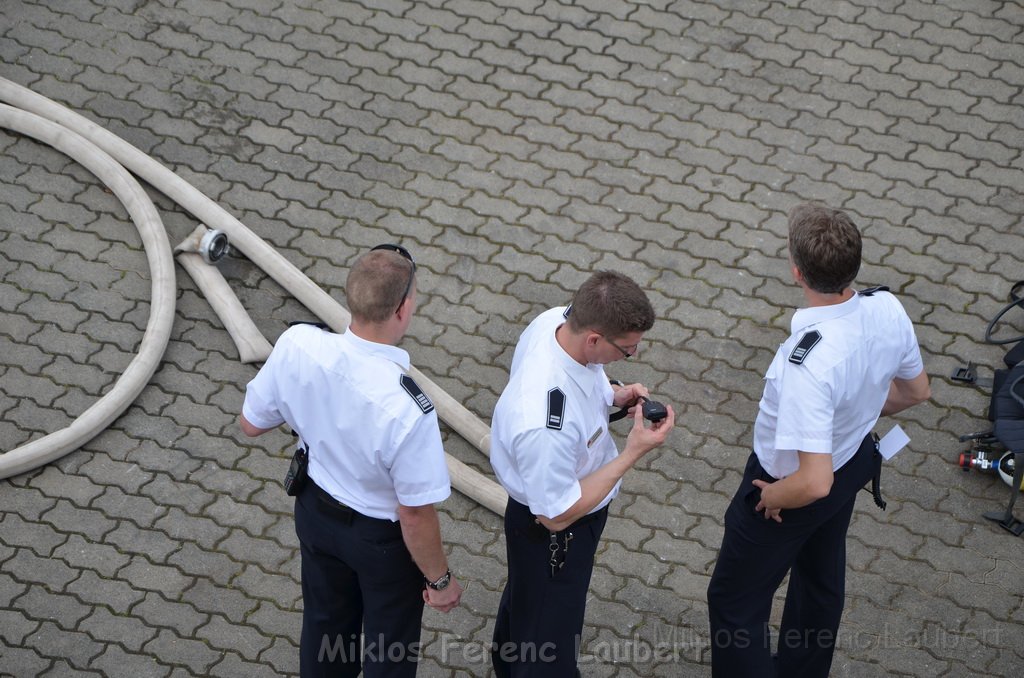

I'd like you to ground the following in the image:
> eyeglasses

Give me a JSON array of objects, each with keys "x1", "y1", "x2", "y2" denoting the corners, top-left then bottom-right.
[
  {"x1": 598, "y1": 333, "x2": 639, "y2": 359},
  {"x1": 371, "y1": 243, "x2": 416, "y2": 315}
]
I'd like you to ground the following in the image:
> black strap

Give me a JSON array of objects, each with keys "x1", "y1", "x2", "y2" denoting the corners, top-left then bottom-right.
[
  {"x1": 981, "y1": 372, "x2": 1024, "y2": 536},
  {"x1": 983, "y1": 452, "x2": 1024, "y2": 537},
  {"x1": 608, "y1": 379, "x2": 629, "y2": 422},
  {"x1": 871, "y1": 434, "x2": 886, "y2": 510},
  {"x1": 984, "y1": 280, "x2": 1024, "y2": 345},
  {"x1": 609, "y1": 407, "x2": 629, "y2": 423}
]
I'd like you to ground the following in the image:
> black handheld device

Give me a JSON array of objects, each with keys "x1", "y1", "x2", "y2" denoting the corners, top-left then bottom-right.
[
  {"x1": 284, "y1": 445, "x2": 309, "y2": 496},
  {"x1": 640, "y1": 397, "x2": 668, "y2": 423}
]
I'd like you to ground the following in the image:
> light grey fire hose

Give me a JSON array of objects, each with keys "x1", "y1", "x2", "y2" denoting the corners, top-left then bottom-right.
[
  {"x1": 0, "y1": 103, "x2": 176, "y2": 479},
  {"x1": 174, "y1": 224, "x2": 273, "y2": 364},
  {"x1": 0, "y1": 77, "x2": 506, "y2": 515}
]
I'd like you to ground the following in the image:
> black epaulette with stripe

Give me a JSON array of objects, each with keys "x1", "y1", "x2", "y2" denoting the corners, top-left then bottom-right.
[
  {"x1": 401, "y1": 375, "x2": 434, "y2": 414},
  {"x1": 547, "y1": 388, "x2": 565, "y2": 430},
  {"x1": 789, "y1": 330, "x2": 822, "y2": 365}
]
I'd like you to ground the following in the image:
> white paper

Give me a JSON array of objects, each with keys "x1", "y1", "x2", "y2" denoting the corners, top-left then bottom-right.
[{"x1": 878, "y1": 425, "x2": 910, "y2": 460}]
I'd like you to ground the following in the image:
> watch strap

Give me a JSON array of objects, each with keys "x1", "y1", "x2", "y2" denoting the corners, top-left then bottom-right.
[{"x1": 424, "y1": 568, "x2": 451, "y2": 590}]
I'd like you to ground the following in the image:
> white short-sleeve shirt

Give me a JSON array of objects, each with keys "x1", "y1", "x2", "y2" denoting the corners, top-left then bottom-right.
[
  {"x1": 754, "y1": 289, "x2": 925, "y2": 479},
  {"x1": 490, "y1": 307, "x2": 621, "y2": 519},
  {"x1": 242, "y1": 324, "x2": 451, "y2": 520}
]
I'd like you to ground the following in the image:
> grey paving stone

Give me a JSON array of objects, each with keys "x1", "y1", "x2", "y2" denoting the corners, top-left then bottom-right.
[
  {"x1": 23, "y1": 620, "x2": 104, "y2": 672},
  {"x1": 87, "y1": 643, "x2": 169, "y2": 676},
  {"x1": 151, "y1": 507, "x2": 231, "y2": 551},
  {"x1": 11, "y1": 581, "x2": 93, "y2": 634},
  {"x1": 0, "y1": 645, "x2": 51, "y2": 677},
  {"x1": 0, "y1": 604, "x2": 39, "y2": 646},
  {"x1": 129, "y1": 591, "x2": 207, "y2": 641}
]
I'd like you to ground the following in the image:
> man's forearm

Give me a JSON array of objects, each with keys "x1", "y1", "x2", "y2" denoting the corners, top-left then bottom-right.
[
  {"x1": 238, "y1": 413, "x2": 276, "y2": 437},
  {"x1": 757, "y1": 451, "x2": 834, "y2": 511},
  {"x1": 398, "y1": 504, "x2": 448, "y2": 581},
  {"x1": 881, "y1": 372, "x2": 931, "y2": 417},
  {"x1": 537, "y1": 454, "x2": 633, "y2": 532},
  {"x1": 537, "y1": 407, "x2": 674, "y2": 532},
  {"x1": 760, "y1": 473, "x2": 829, "y2": 510}
]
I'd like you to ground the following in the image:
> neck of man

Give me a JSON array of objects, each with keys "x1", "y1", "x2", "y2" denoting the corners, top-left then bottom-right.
[
  {"x1": 348, "y1": 318, "x2": 401, "y2": 347},
  {"x1": 555, "y1": 323, "x2": 589, "y2": 366},
  {"x1": 803, "y1": 286, "x2": 854, "y2": 308}
]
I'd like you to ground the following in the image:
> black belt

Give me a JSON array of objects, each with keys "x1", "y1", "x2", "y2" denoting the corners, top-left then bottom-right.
[
  {"x1": 309, "y1": 481, "x2": 356, "y2": 524},
  {"x1": 512, "y1": 499, "x2": 609, "y2": 539},
  {"x1": 755, "y1": 433, "x2": 885, "y2": 510},
  {"x1": 520, "y1": 499, "x2": 606, "y2": 536}
]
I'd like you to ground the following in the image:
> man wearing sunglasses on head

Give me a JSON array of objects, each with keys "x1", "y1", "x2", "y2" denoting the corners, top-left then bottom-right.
[
  {"x1": 240, "y1": 244, "x2": 462, "y2": 678},
  {"x1": 489, "y1": 270, "x2": 676, "y2": 677}
]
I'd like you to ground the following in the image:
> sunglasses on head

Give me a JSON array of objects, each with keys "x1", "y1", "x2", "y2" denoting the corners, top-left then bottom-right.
[{"x1": 371, "y1": 243, "x2": 417, "y2": 315}]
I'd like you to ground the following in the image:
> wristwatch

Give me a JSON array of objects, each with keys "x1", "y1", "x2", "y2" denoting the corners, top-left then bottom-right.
[{"x1": 425, "y1": 569, "x2": 451, "y2": 591}]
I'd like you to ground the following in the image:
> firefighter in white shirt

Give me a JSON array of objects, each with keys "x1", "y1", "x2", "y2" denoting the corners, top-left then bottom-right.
[
  {"x1": 490, "y1": 271, "x2": 675, "y2": 677},
  {"x1": 240, "y1": 244, "x2": 462, "y2": 678},
  {"x1": 707, "y1": 204, "x2": 931, "y2": 678}
]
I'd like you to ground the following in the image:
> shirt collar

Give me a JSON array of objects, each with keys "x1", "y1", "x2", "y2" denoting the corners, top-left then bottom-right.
[
  {"x1": 546, "y1": 320, "x2": 601, "y2": 393},
  {"x1": 791, "y1": 291, "x2": 861, "y2": 334},
  {"x1": 341, "y1": 329, "x2": 410, "y2": 370}
]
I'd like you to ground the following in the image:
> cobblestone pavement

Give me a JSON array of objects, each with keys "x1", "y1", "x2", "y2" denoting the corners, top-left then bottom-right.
[{"x1": 2, "y1": 0, "x2": 1023, "y2": 676}]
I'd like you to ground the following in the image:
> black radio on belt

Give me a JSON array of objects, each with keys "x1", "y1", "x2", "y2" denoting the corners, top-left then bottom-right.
[{"x1": 284, "y1": 443, "x2": 309, "y2": 496}]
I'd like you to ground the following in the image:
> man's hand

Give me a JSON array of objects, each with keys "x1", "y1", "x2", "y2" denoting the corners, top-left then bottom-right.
[
  {"x1": 423, "y1": 576, "x2": 463, "y2": 613},
  {"x1": 623, "y1": 400, "x2": 675, "y2": 460},
  {"x1": 612, "y1": 382, "x2": 649, "y2": 411},
  {"x1": 752, "y1": 480, "x2": 783, "y2": 523},
  {"x1": 398, "y1": 503, "x2": 460, "y2": 612},
  {"x1": 751, "y1": 452, "x2": 833, "y2": 522},
  {"x1": 540, "y1": 400, "x2": 675, "y2": 532}
]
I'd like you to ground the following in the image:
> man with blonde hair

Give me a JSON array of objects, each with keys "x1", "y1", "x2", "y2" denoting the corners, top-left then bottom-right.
[{"x1": 241, "y1": 244, "x2": 462, "y2": 677}]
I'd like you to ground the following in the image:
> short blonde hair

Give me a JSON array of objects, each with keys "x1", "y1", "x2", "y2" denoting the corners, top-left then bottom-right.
[{"x1": 345, "y1": 249, "x2": 415, "y2": 323}]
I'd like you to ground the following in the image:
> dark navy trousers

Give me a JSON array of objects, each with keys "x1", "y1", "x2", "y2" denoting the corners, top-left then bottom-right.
[
  {"x1": 294, "y1": 481, "x2": 424, "y2": 678},
  {"x1": 492, "y1": 498, "x2": 608, "y2": 678},
  {"x1": 707, "y1": 435, "x2": 877, "y2": 678}
]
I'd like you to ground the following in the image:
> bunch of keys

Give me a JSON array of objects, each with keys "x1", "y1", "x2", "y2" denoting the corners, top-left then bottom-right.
[{"x1": 548, "y1": 531, "x2": 574, "y2": 576}]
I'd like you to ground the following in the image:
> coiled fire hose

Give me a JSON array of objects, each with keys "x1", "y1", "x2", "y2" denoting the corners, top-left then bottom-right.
[{"x1": 0, "y1": 77, "x2": 506, "y2": 515}]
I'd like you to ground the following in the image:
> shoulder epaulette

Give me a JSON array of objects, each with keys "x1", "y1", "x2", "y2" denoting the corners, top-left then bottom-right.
[
  {"x1": 547, "y1": 388, "x2": 565, "y2": 430},
  {"x1": 858, "y1": 286, "x2": 890, "y2": 297},
  {"x1": 789, "y1": 330, "x2": 822, "y2": 365},
  {"x1": 401, "y1": 375, "x2": 434, "y2": 414}
]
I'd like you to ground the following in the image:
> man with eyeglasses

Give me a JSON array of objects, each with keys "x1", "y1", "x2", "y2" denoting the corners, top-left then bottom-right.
[
  {"x1": 239, "y1": 244, "x2": 462, "y2": 677},
  {"x1": 489, "y1": 270, "x2": 676, "y2": 677}
]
